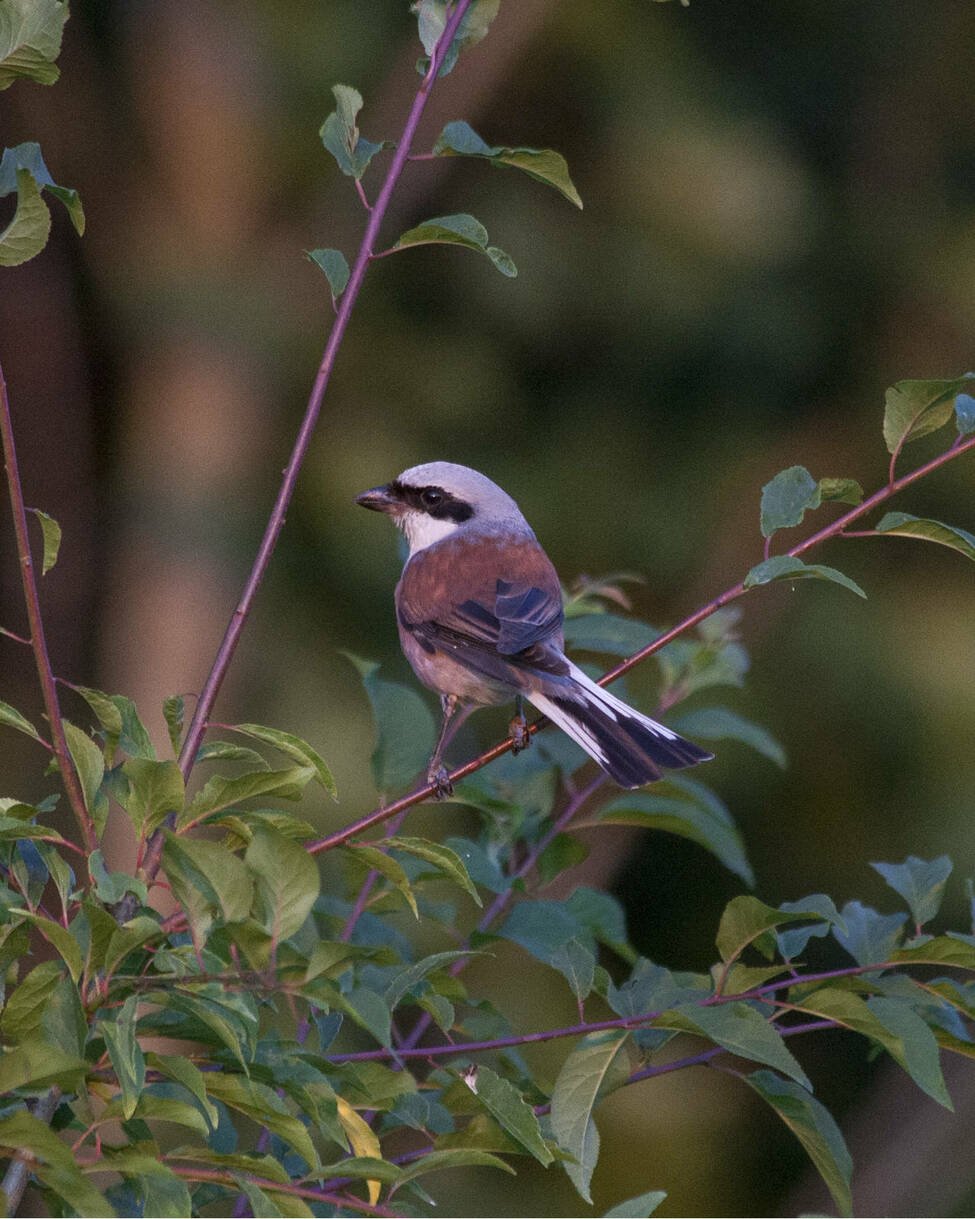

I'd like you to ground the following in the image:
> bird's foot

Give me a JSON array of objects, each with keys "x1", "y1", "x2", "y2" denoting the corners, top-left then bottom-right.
[
  {"x1": 428, "y1": 765, "x2": 454, "y2": 800},
  {"x1": 509, "y1": 712, "x2": 531, "y2": 755}
]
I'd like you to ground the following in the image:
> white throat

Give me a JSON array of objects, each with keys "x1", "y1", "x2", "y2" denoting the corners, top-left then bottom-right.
[{"x1": 399, "y1": 510, "x2": 461, "y2": 555}]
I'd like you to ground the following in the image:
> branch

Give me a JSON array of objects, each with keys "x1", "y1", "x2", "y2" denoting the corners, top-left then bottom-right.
[
  {"x1": 0, "y1": 1087, "x2": 61, "y2": 1216},
  {"x1": 0, "y1": 361, "x2": 96, "y2": 856},
  {"x1": 133, "y1": 0, "x2": 478, "y2": 893},
  {"x1": 310, "y1": 431, "x2": 975, "y2": 854}
]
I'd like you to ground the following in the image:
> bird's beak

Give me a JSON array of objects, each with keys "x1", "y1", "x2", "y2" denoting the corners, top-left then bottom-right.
[{"x1": 355, "y1": 484, "x2": 399, "y2": 513}]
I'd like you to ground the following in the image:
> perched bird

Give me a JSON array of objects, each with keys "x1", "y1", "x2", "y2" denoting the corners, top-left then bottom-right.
[{"x1": 356, "y1": 462, "x2": 712, "y2": 793}]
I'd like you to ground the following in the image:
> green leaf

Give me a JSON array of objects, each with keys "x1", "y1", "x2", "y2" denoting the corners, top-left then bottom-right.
[
  {"x1": 385, "y1": 836, "x2": 482, "y2": 907},
  {"x1": 119, "y1": 757, "x2": 185, "y2": 834},
  {"x1": 891, "y1": 935, "x2": 975, "y2": 969},
  {"x1": 818, "y1": 477, "x2": 864, "y2": 505},
  {"x1": 307, "y1": 248, "x2": 350, "y2": 299},
  {"x1": 833, "y1": 900, "x2": 906, "y2": 965},
  {"x1": 27, "y1": 506, "x2": 61, "y2": 574},
  {"x1": 956, "y1": 392, "x2": 975, "y2": 435},
  {"x1": 743, "y1": 555, "x2": 867, "y2": 599},
  {"x1": 760, "y1": 465, "x2": 821, "y2": 538},
  {"x1": 657, "y1": 1001, "x2": 811, "y2": 1088},
  {"x1": 151, "y1": 986, "x2": 256, "y2": 1071},
  {"x1": 883, "y1": 377, "x2": 972, "y2": 454},
  {"x1": 0, "y1": 0, "x2": 67, "y2": 88},
  {"x1": 100, "y1": 995, "x2": 145, "y2": 1119},
  {"x1": 104, "y1": 915, "x2": 161, "y2": 976},
  {"x1": 0, "y1": 698, "x2": 43, "y2": 743},
  {"x1": 603, "y1": 1190, "x2": 668, "y2": 1217},
  {"x1": 161, "y1": 831, "x2": 254, "y2": 942},
  {"x1": 744, "y1": 1070, "x2": 852, "y2": 1218},
  {"x1": 0, "y1": 1040, "x2": 87, "y2": 1093},
  {"x1": 538, "y1": 833, "x2": 589, "y2": 886},
  {"x1": 162, "y1": 694, "x2": 184, "y2": 755},
  {"x1": 245, "y1": 825, "x2": 319, "y2": 943},
  {"x1": 550, "y1": 1031, "x2": 631, "y2": 1203},
  {"x1": 195, "y1": 740, "x2": 269, "y2": 767},
  {"x1": 669, "y1": 706, "x2": 786, "y2": 768},
  {"x1": 89, "y1": 848, "x2": 147, "y2": 906},
  {"x1": 70, "y1": 684, "x2": 123, "y2": 741},
  {"x1": 874, "y1": 512, "x2": 975, "y2": 563},
  {"x1": 870, "y1": 855, "x2": 952, "y2": 928},
  {"x1": 62, "y1": 718, "x2": 107, "y2": 830},
  {"x1": 181, "y1": 765, "x2": 314, "y2": 827},
  {"x1": 561, "y1": 612, "x2": 659, "y2": 657},
  {"x1": 716, "y1": 895, "x2": 828, "y2": 965},
  {"x1": 598, "y1": 782, "x2": 753, "y2": 886},
  {"x1": 205, "y1": 1074, "x2": 320, "y2": 1169},
  {"x1": 385, "y1": 950, "x2": 475, "y2": 1011},
  {"x1": 414, "y1": 0, "x2": 501, "y2": 76},
  {"x1": 344, "y1": 653, "x2": 437, "y2": 791},
  {"x1": 97, "y1": 1150, "x2": 191, "y2": 1218},
  {"x1": 391, "y1": 213, "x2": 517, "y2": 278},
  {"x1": 347, "y1": 844, "x2": 419, "y2": 918},
  {"x1": 0, "y1": 164, "x2": 49, "y2": 264},
  {"x1": 230, "y1": 722, "x2": 337, "y2": 800},
  {"x1": 397, "y1": 1148, "x2": 515, "y2": 1184},
  {"x1": 433, "y1": 120, "x2": 582, "y2": 208},
  {"x1": 0, "y1": 1112, "x2": 112, "y2": 1218},
  {"x1": 320, "y1": 84, "x2": 389, "y2": 179},
  {"x1": 109, "y1": 694, "x2": 156, "y2": 759},
  {"x1": 1, "y1": 960, "x2": 84, "y2": 1053},
  {"x1": 465, "y1": 1065, "x2": 553, "y2": 1165},
  {"x1": 10, "y1": 907, "x2": 82, "y2": 981}
]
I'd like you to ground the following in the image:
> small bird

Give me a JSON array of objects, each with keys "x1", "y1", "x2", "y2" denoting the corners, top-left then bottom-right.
[{"x1": 356, "y1": 462, "x2": 712, "y2": 793}]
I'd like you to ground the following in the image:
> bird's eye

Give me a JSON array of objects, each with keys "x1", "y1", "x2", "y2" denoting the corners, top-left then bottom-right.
[{"x1": 421, "y1": 488, "x2": 444, "y2": 509}]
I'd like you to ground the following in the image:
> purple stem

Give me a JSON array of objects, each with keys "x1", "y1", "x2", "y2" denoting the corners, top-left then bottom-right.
[{"x1": 134, "y1": 0, "x2": 477, "y2": 892}]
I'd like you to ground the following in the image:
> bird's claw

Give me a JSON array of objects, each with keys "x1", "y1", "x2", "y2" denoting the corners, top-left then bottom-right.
[
  {"x1": 509, "y1": 713, "x2": 531, "y2": 755},
  {"x1": 428, "y1": 765, "x2": 454, "y2": 800}
]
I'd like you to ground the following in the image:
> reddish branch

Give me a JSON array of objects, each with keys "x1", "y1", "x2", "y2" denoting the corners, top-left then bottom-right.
[{"x1": 0, "y1": 361, "x2": 96, "y2": 856}]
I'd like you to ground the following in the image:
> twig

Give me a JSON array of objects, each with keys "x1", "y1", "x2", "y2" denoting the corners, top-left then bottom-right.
[
  {"x1": 310, "y1": 431, "x2": 975, "y2": 854},
  {"x1": 132, "y1": 0, "x2": 478, "y2": 896},
  {"x1": 0, "y1": 361, "x2": 96, "y2": 856}
]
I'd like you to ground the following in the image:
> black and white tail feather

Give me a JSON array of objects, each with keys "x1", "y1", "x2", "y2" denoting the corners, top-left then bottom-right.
[{"x1": 529, "y1": 663, "x2": 712, "y2": 789}]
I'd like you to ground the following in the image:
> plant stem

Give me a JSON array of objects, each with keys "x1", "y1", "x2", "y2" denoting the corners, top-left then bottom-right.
[
  {"x1": 311, "y1": 431, "x2": 975, "y2": 855},
  {"x1": 0, "y1": 361, "x2": 96, "y2": 856},
  {"x1": 133, "y1": 0, "x2": 477, "y2": 893}
]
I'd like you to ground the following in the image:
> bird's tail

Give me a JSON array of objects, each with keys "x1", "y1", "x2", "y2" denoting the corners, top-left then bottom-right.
[{"x1": 527, "y1": 663, "x2": 713, "y2": 789}]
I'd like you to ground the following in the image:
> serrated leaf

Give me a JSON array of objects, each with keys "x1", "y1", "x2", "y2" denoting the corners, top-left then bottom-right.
[
  {"x1": 433, "y1": 119, "x2": 582, "y2": 207},
  {"x1": 230, "y1": 722, "x2": 337, "y2": 800},
  {"x1": 0, "y1": 164, "x2": 49, "y2": 264},
  {"x1": 744, "y1": 1070, "x2": 852, "y2": 1217},
  {"x1": 10, "y1": 907, "x2": 82, "y2": 981},
  {"x1": 657, "y1": 1001, "x2": 811, "y2": 1087},
  {"x1": 245, "y1": 825, "x2": 319, "y2": 943},
  {"x1": 307, "y1": 248, "x2": 350, "y2": 299},
  {"x1": 883, "y1": 377, "x2": 971, "y2": 454},
  {"x1": 100, "y1": 995, "x2": 145, "y2": 1119},
  {"x1": 0, "y1": 697, "x2": 43, "y2": 742},
  {"x1": 466, "y1": 1064, "x2": 553, "y2": 1165},
  {"x1": 391, "y1": 212, "x2": 517, "y2": 277},
  {"x1": 818, "y1": 477, "x2": 864, "y2": 505},
  {"x1": 551, "y1": 1031, "x2": 631, "y2": 1202},
  {"x1": 603, "y1": 1190, "x2": 668, "y2": 1217},
  {"x1": 206, "y1": 1073, "x2": 320, "y2": 1169},
  {"x1": 598, "y1": 783, "x2": 753, "y2": 886},
  {"x1": 344, "y1": 654, "x2": 436, "y2": 791},
  {"x1": 870, "y1": 855, "x2": 952, "y2": 928},
  {"x1": 320, "y1": 84, "x2": 389, "y2": 179},
  {"x1": 385, "y1": 835, "x2": 482, "y2": 906},
  {"x1": 760, "y1": 465, "x2": 821, "y2": 538},
  {"x1": 26, "y1": 506, "x2": 61, "y2": 573},
  {"x1": 62, "y1": 718, "x2": 106, "y2": 829},
  {"x1": 0, "y1": 0, "x2": 67, "y2": 88},
  {"x1": 180, "y1": 765, "x2": 314, "y2": 827},
  {"x1": 669, "y1": 706, "x2": 786, "y2": 768},
  {"x1": 874, "y1": 512, "x2": 975, "y2": 564},
  {"x1": 119, "y1": 757, "x2": 185, "y2": 834},
  {"x1": 744, "y1": 555, "x2": 867, "y2": 599}
]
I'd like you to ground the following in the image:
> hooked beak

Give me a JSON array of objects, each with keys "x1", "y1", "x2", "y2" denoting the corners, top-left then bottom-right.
[{"x1": 355, "y1": 484, "x2": 399, "y2": 513}]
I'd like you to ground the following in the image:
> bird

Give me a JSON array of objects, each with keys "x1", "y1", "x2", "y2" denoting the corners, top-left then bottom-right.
[{"x1": 355, "y1": 461, "x2": 713, "y2": 794}]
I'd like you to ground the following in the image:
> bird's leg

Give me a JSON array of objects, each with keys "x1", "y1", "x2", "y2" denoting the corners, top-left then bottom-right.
[
  {"x1": 427, "y1": 693, "x2": 459, "y2": 799},
  {"x1": 509, "y1": 693, "x2": 531, "y2": 754}
]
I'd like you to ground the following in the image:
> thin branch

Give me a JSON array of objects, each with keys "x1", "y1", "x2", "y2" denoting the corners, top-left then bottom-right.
[
  {"x1": 131, "y1": 0, "x2": 478, "y2": 895},
  {"x1": 311, "y1": 431, "x2": 975, "y2": 856},
  {"x1": 0, "y1": 1087, "x2": 61, "y2": 1215},
  {"x1": 0, "y1": 361, "x2": 96, "y2": 856}
]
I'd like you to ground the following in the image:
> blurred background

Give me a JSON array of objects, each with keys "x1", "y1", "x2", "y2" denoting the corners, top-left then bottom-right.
[{"x1": 2, "y1": 1, "x2": 974, "y2": 1214}]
